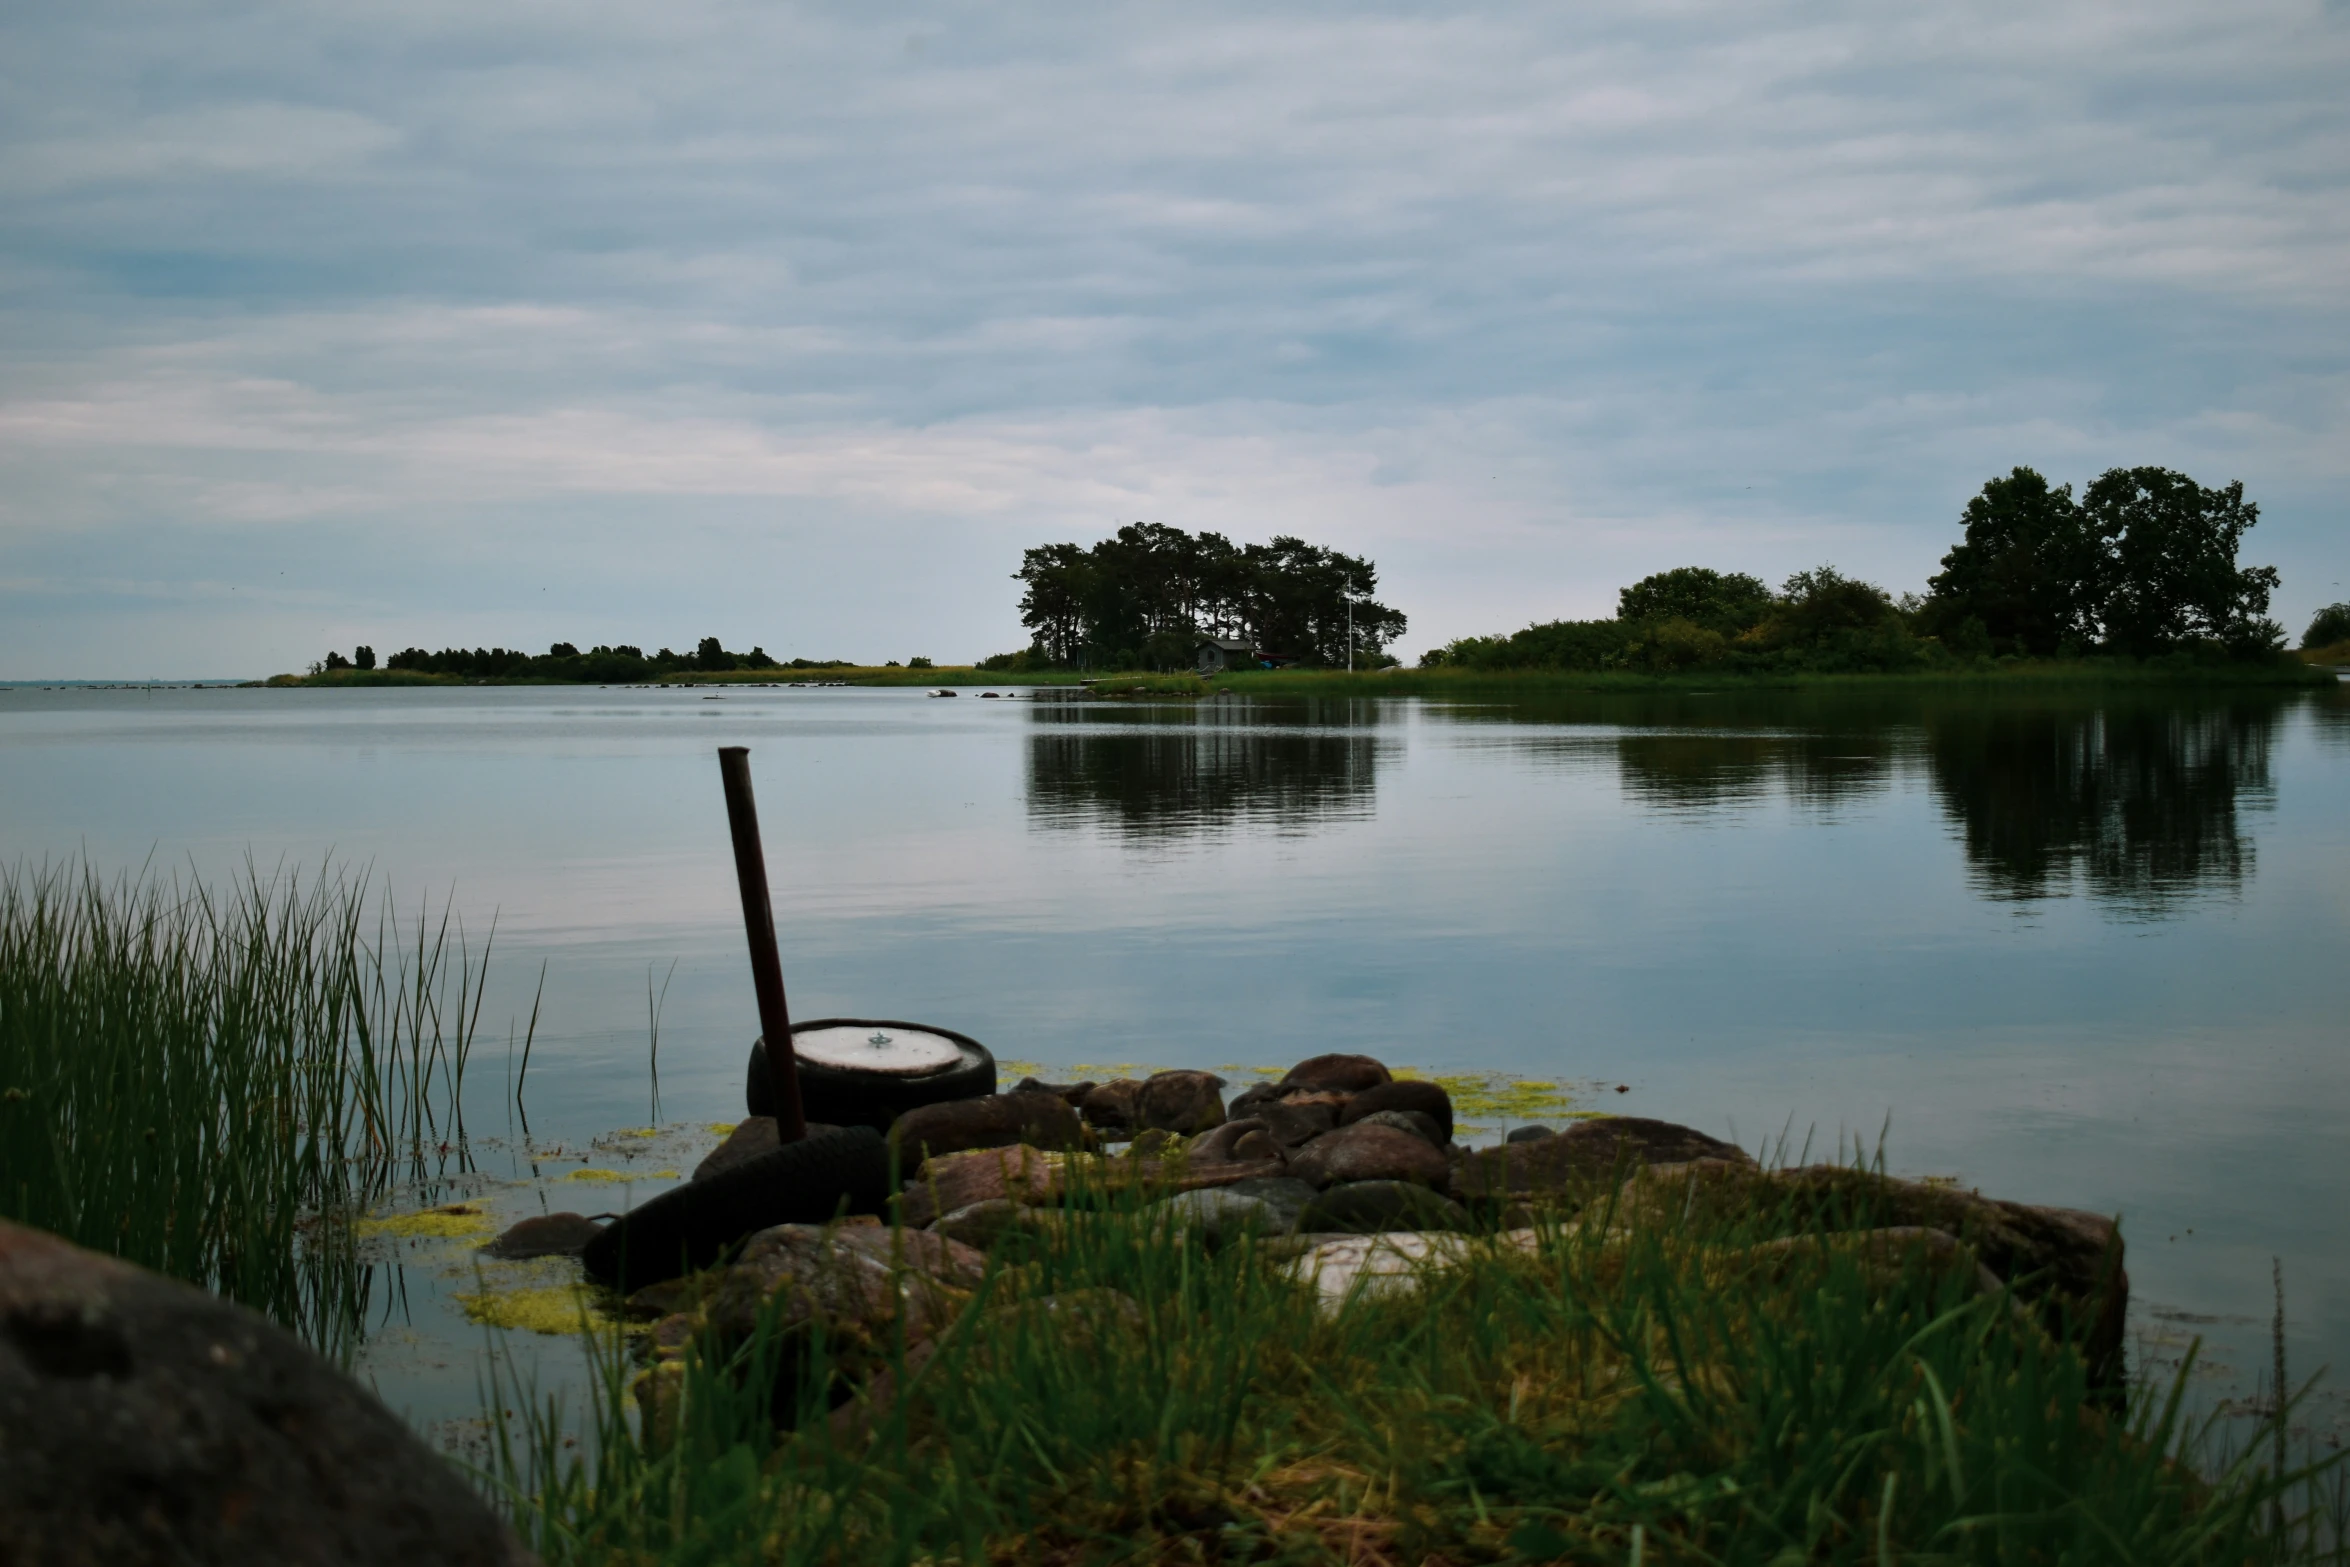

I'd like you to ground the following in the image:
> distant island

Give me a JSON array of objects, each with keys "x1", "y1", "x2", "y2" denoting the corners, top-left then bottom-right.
[{"x1": 273, "y1": 466, "x2": 2347, "y2": 688}]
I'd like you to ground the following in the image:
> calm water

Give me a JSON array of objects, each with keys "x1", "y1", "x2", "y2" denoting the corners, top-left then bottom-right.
[{"x1": 3, "y1": 680, "x2": 2346, "y2": 1442}]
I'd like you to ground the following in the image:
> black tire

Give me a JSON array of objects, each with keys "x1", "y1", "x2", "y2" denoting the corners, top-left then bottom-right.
[
  {"x1": 580, "y1": 1124, "x2": 892, "y2": 1293},
  {"x1": 745, "y1": 1018, "x2": 996, "y2": 1131}
]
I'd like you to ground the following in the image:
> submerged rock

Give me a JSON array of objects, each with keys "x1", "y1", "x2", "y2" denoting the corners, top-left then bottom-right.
[
  {"x1": 0, "y1": 1219, "x2": 535, "y2": 1566},
  {"x1": 1286, "y1": 1122, "x2": 1453, "y2": 1190},
  {"x1": 483, "y1": 1211, "x2": 605, "y2": 1260}
]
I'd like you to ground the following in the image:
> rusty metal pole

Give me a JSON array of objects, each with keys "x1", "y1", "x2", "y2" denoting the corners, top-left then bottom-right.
[{"x1": 717, "y1": 746, "x2": 806, "y2": 1141}]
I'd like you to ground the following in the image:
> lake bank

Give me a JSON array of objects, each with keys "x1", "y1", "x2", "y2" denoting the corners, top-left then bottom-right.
[{"x1": 260, "y1": 655, "x2": 2336, "y2": 694}]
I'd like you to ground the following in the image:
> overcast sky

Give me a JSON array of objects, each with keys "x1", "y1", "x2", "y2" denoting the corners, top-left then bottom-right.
[{"x1": 2, "y1": 1, "x2": 2344, "y2": 677}]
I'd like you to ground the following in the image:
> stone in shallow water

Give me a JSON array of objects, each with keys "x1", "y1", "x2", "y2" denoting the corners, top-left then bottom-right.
[
  {"x1": 1505, "y1": 1125, "x2": 1555, "y2": 1144},
  {"x1": 0, "y1": 1219, "x2": 535, "y2": 1565},
  {"x1": 484, "y1": 1212, "x2": 605, "y2": 1260}
]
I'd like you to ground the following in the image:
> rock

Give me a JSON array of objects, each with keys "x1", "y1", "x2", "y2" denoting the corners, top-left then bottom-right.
[
  {"x1": 1256, "y1": 1099, "x2": 1338, "y2": 1148},
  {"x1": 1011, "y1": 1076, "x2": 1098, "y2": 1107},
  {"x1": 1186, "y1": 1117, "x2": 1271, "y2": 1165},
  {"x1": 0, "y1": 1219, "x2": 535, "y2": 1565},
  {"x1": 1738, "y1": 1226, "x2": 2006, "y2": 1301},
  {"x1": 695, "y1": 1116, "x2": 781, "y2": 1180},
  {"x1": 1298, "y1": 1180, "x2": 1473, "y2": 1235},
  {"x1": 483, "y1": 1211, "x2": 604, "y2": 1260},
  {"x1": 1505, "y1": 1125, "x2": 1555, "y2": 1144},
  {"x1": 1350, "y1": 1109, "x2": 1445, "y2": 1149},
  {"x1": 931, "y1": 1198, "x2": 1031, "y2": 1251},
  {"x1": 898, "y1": 1145, "x2": 1060, "y2": 1230},
  {"x1": 1614, "y1": 1161, "x2": 2129, "y2": 1389},
  {"x1": 1229, "y1": 1128, "x2": 1284, "y2": 1163},
  {"x1": 1222, "y1": 1176, "x2": 1317, "y2": 1235},
  {"x1": 1456, "y1": 1117, "x2": 1750, "y2": 1201},
  {"x1": 1136, "y1": 1071, "x2": 1227, "y2": 1135},
  {"x1": 1337, "y1": 1079, "x2": 1455, "y2": 1143},
  {"x1": 1281, "y1": 1053, "x2": 1392, "y2": 1093},
  {"x1": 1077, "y1": 1079, "x2": 1143, "y2": 1131},
  {"x1": 1155, "y1": 1189, "x2": 1279, "y2": 1245},
  {"x1": 889, "y1": 1092, "x2": 1086, "y2": 1163},
  {"x1": 1226, "y1": 1081, "x2": 1287, "y2": 1120},
  {"x1": 1125, "y1": 1128, "x2": 1180, "y2": 1160},
  {"x1": 1281, "y1": 1232, "x2": 1473, "y2": 1315},
  {"x1": 1286, "y1": 1123, "x2": 1453, "y2": 1190},
  {"x1": 689, "y1": 1223, "x2": 985, "y2": 1425},
  {"x1": 826, "y1": 1289, "x2": 1145, "y2": 1448}
]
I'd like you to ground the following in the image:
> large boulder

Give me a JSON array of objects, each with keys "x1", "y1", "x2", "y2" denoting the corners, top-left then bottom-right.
[
  {"x1": 1350, "y1": 1109, "x2": 1445, "y2": 1149},
  {"x1": 1187, "y1": 1118, "x2": 1284, "y2": 1167},
  {"x1": 1612, "y1": 1161, "x2": 2130, "y2": 1389},
  {"x1": 1456, "y1": 1117, "x2": 1749, "y2": 1201},
  {"x1": 1135, "y1": 1071, "x2": 1228, "y2": 1135},
  {"x1": 889, "y1": 1092, "x2": 1086, "y2": 1163},
  {"x1": 1255, "y1": 1099, "x2": 1339, "y2": 1148},
  {"x1": 1076, "y1": 1079, "x2": 1143, "y2": 1133},
  {"x1": 1337, "y1": 1079, "x2": 1455, "y2": 1143},
  {"x1": 0, "y1": 1220, "x2": 534, "y2": 1565},
  {"x1": 1286, "y1": 1123, "x2": 1453, "y2": 1190},
  {"x1": 898, "y1": 1146, "x2": 1061, "y2": 1229},
  {"x1": 1281, "y1": 1053, "x2": 1392, "y2": 1093}
]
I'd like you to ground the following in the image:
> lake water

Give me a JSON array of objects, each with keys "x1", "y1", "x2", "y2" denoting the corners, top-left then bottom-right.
[{"x1": 3, "y1": 679, "x2": 2346, "y2": 1448}]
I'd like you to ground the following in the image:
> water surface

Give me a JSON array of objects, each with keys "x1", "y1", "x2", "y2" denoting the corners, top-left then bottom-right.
[{"x1": 3, "y1": 679, "x2": 2344, "y2": 1444}]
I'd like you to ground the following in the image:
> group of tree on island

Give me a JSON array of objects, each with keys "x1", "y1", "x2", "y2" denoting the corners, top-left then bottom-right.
[
  {"x1": 1431, "y1": 465, "x2": 2314, "y2": 674},
  {"x1": 992, "y1": 523, "x2": 1407, "y2": 671},
  {"x1": 309, "y1": 638, "x2": 855, "y2": 682}
]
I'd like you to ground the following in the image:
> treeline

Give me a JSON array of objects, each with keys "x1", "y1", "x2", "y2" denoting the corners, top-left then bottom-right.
[
  {"x1": 1434, "y1": 465, "x2": 2295, "y2": 675},
  {"x1": 1005, "y1": 523, "x2": 1406, "y2": 671},
  {"x1": 313, "y1": 638, "x2": 852, "y2": 681}
]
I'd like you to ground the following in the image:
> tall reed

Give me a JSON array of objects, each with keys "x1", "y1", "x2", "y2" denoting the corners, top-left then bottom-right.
[{"x1": 0, "y1": 859, "x2": 481, "y2": 1358}]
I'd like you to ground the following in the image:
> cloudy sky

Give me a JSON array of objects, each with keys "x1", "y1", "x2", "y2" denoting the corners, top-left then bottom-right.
[{"x1": 2, "y1": 0, "x2": 2344, "y2": 677}]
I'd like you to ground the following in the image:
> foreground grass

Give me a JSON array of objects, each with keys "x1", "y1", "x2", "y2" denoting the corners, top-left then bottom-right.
[
  {"x1": 492, "y1": 1173, "x2": 2345, "y2": 1565},
  {"x1": 0, "y1": 860, "x2": 480, "y2": 1356}
]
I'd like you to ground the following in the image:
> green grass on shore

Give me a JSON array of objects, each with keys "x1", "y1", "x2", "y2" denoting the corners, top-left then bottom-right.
[{"x1": 490, "y1": 1163, "x2": 2346, "y2": 1565}]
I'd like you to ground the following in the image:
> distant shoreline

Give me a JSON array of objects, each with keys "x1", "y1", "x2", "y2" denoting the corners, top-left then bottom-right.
[{"x1": 254, "y1": 657, "x2": 2339, "y2": 694}]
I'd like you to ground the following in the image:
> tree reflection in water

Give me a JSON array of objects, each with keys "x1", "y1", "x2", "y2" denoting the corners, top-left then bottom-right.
[
  {"x1": 1922, "y1": 699, "x2": 2277, "y2": 912},
  {"x1": 1025, "y1": 697, "x2": 1384, "y2": 840}
]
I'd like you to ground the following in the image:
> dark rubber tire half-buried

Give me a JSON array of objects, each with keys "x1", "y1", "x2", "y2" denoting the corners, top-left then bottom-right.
[
  {"x1": 744, "y1": 1018, "x2": 996, "y2": 1131},
  {"x1": 579, "y1": 1124, "x2": 891, "y2": 1294}
]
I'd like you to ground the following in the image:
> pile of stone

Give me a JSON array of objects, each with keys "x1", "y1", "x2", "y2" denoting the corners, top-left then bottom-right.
[{"x1": 610, "y1": 1052, "x2": 2130, "y2": 1440}]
